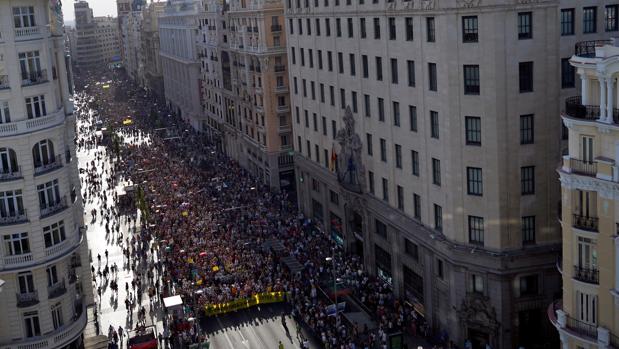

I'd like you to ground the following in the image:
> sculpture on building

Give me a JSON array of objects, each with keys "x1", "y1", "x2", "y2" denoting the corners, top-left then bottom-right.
[{"x1": 335, "y1": 106, "x2": 365, "y2": 193}]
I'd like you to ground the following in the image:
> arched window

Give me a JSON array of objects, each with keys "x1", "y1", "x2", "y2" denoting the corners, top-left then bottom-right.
[
  {"x1": 0, "y1": 148, "x2": 18, "y2": 174},
  {"x1": 32, "y1": 139, "x2": 55, "y2": 169}
]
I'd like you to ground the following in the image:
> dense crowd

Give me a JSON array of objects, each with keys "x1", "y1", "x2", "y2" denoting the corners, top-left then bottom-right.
[{"x1": 74, "y1": 68, "x2": 450, "y2": 349}]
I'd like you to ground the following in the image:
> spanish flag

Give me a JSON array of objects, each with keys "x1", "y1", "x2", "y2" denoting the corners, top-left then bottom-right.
[{"x1": 330, "y1": 147, "x2": 337, "y2": 172}]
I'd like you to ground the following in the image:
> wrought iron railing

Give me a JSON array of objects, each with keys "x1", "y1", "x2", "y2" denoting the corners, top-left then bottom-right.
[
  {"x1": 21, "y1": 69, "x2": 48, "y2": 86},
  {"x1": 572, "y1": 214, "x2": 599, "y2": 232},
  {"x1": 573, "y1": 265, "x2": 599, "y2": 284},
  {"x1": 565, "y1": 313, "x2": 598, "y2": 339},
  {"x1": 40, "y1": 196, "x2": 68, "y2": 219},
  {"x1": 575, "y1": 40, "x2": 612, "y2": 58},
  {"x1": 16, "y1": 291, "x2": 39, "y2": 307},
  {"x1": 48, "y1": 279, "x2": 66, "y2": 299},
  {"x1": 0, "y1": 209, "x2": 28, "y2": 225},
  {"x1": 34, "y1": 153, "x2": 63, "y2": 175},
  {"x1": 570, "y1": 158, "x2": 597, "y2": 176}
]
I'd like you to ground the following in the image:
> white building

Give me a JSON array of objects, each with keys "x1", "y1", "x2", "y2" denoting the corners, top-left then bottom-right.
[
  {"x1": 159, "y1": 0, "x2": 203, "y2": 130},
  {"x1": 0, "y1": 0, "x2": 92, "y2": 348}
]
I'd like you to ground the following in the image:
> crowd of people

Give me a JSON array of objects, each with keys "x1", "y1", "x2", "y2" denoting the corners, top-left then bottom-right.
[{"x1": 74, "y1": 68, "x2": 452, "y2": 349}]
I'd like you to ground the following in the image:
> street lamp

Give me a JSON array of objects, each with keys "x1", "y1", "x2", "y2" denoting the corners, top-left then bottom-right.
[{"x1": 325, "y1": 256, "x2": 341, "y2": 314}]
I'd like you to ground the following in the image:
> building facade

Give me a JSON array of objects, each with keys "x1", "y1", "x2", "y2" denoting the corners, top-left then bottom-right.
[
  {"x1": 73, "y1": 1, "x2": 120, "y2": 70},
  {"x1": 0, "y1": 0, "x2": 92, "y2": 347},
  {"x1": 159, "y1": 0, "x2": 203, "y2": 130},
  {"x1": 122, "y1": 10, "x2": 143, "y2": 82},
  {"x1": 199, "y1": 0, "x2": 294, "y2": 190},
  {"x1": 287, "y1": 1, "x2": 619, "y2": 348},
  {"x1": 550, "y1": 39, "x2": 619, "y2": 349}
]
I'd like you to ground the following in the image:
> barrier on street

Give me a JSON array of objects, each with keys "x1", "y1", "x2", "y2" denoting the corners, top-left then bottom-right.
[{"x1": 203, "y1": 291, "x2": 286, "y2": 316}]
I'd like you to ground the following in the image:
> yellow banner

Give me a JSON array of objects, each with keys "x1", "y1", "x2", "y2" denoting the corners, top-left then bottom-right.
[{"x1": 203, "y1": 292, "x2": 286, "y2": 316}]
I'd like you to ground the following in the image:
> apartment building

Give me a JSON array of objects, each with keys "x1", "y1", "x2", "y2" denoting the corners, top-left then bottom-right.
[
  {"x1": 199, "y1": 0, "x2": 293, "y2": 190},
  {"x1": 0, "y1": 0, "x2": 92, "y2": 347},
  {"x1": 141, "y1": 2, "x2": 166, "y2": 97},
  {"x1": 122, "y1": 10, "x2": 143, "y2": 82},
  {"x1": 159, "y1": 0, "x2": 203, "y2": 130},
  {"x1": 73, "y1": 1, "x2": 120, "y2": 69},
  {"x1": 287, "y1": 1, "x2": 619, "y2": 348},
  {"x1": 549, "y1": 38, "x2": 619, "y2": 348}
]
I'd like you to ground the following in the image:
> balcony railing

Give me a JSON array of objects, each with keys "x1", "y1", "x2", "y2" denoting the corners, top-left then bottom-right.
[
  {"x1": 48, "y1": 279, "x2": 66, "y2": 299},
  {"x1": 271, "y1": 24, "x2": 282, "y2": 32},
  {"x1": 0, "y1": 167, "x2": 22, "y2": 182},
  {"x1": 4, "y1": 252, "x2": 33, "y2": 266},
  {"x1": 0, "y1": 210, "x2": 28, "y2": 226},
  {"x1": 0, "y1": 109, "x2": 66, "y2": 137},
  {"x1": 276, "y1": 105, "x2": 290, "y2": 113},
  {"x1": 274, "y1": 64, "x2": 286, "y2": 72},
  {"x1": 16, "y1": 291, "x2": 39, "y2": 308},
  {"x1": 569, "y1": 158, "x2": 597, "y2": 176},
  {"x1": 34, "y1": 154, "x2": 62, "y2": 176},
  {"x1": 40, "y1": 196, "x2": 68, "y2": 219},
  {"x1": 14, "y1": 26, "x2": 43, "y2": 41},
  {"x1": 564, "y1": 96, "x2": 615, "y2": 121},
  {"x1": 21, "y1": 69, "x2": 48, "y2": 87},
  {"x1": 573, "y1": 265, "x2": 599, "y2": 284},
  {"x1": 572, "y1": 214, "x2": 599, "y2": 232},
  {"x1": 575, "y1": 40, "x2": 612, "y2": 58},
  {"x1": 0, "y1": 75, "x2": 9, "y2": 90},
  {"x1": 566, "y1": 313, "x2": 598, "y2": 339}
]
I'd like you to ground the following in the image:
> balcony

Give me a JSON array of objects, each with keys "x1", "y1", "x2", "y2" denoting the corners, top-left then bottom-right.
[
  {"x1": 0, "y1": 210, "x2": 28, "y2": 226},
  {"x1": 271, "y1": 24, "x2": 282, "y2": 32},
  {"x1": 575, "y1": 40, "x2": 612, "y2": 58},
  {"x1": 21, "y1": 69, "x2": 48, "y2": 87},
  {"x1": 274, "y1": 64, "x2": 286, "y2": 72},
  {"x1": 569, "y1": 158, "x2": 597, "y2": 177},
  {"x1": 572, "y1": 214, "x2": 599, "y2": 232},
  {"x1": 0, "y1": 167, "x2": 22, "y2": 182},
  {"x1": 40, "y1": 196, "x2": 68, "y2": 219},
  {"x1": 573, "y1": 265, "x2": 599, "y2": 284},
  {"x1": 0, "y1": 109, "x2": 66, "y2": 138},
  {"x1": 0, "y1": 301, "x2": 87, "y2": 349},
  {"x1": 276, "y1": 105, "x2": 290, "y2": 113},
  {"x1": 0, "y1": 75, "x2": 9, "y2": 90},
  {"x1": 47, "y1": 279, "x2": 66, "y2": 299},
  {"x1": 14, "y1": 26, "x2": 44, "y2": 41},
  {"x1": 16, "y1": 291, "x2": 39, "y2": 308},
  {"x1": 565, "y1": 96, "x2": 608, "y2": 121},
  {"x1": 4, "y1": 253, "x2": 33, "y2": 268},
  {"x1": 33, "y1": 154, "x2": 63, "y2": 176}
]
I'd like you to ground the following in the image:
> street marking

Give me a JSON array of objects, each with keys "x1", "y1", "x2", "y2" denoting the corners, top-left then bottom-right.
[{"x1": 215, "y1": 317, "x2": 236, "y2": 349}]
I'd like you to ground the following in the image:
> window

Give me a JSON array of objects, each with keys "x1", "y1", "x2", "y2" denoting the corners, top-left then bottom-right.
[
  {"x1": 390, "y1": 58, "x2": 398, "y2": 84},
  {"x1": 375, "y1": 245, "x2": 392, "y2": 284},
  {"x1": 468, "y1": 216, "x2": 484, "y2": 245},
  {"x1": 320, "y1": 83, "x2": 325, "y2": 102},
  {"x1": 583, "y1": 7, "x2": 597, "y2": 33},
  {"x1": 37, "y1": 179, "x2": 61, "y2": 210},
  {"x1": 25, "y1": 95, "x2": 47, "y2": 119},
  {"x1": 3, "y1": 232, "x2": 30, "y2": 255},
  {"x1": 428, "y1": 63, "x2": 437, "y2": 91},
  {"x1": 405, "y1": 239, "x2": 419, "y2": 260},
  {"x1": 19, "y1": 51, "x2": 42, "y2": 83},
  {"x1": 313, "y1": 113, "x2": 318, "y2": 131},
  {"x1": 437, "y1": 258, "x2": 444, "y2": 279},
  {"x1": 426, "y1": 17, "x2": 435, "y2": 42},
  {"x1": 382, "y1": 178, "x2": 389, "y2": 202},
  {"x1": 352, "y1": 91, "x2": 358, "y2": 112},
  {"x1": 434, "y1": 204, "x2": 442, "y2": 231},
  {"x1": 518, "y1": 12, "x2": 532, "y2": 39},
  {"x1": 0, "y1": 147, "x2": 18, "y2": 174},
  {"x1": 413, "y1": 194, "x2": 421, "y2": 219},
  {"x1": 463, "y1": 65, "x2": 480, "y2": 95},
  {"x1": 338, "y1": 52, "x2": 344, "y2": 73},
  {"x1": 405, "y1": 17, "x2": 413, "y2": 41},
  {"x1": 364, "y1": 94, "x2": 371, "y2": 117},
  {"x1": 360, "y1": 18, "x2": 366, "y2": 38},
  {"x1": 23, "y1": 312, "x2": 41, "y2": 338},
  {"x1": 395, "y1": 144, "x2": 402, "y2": 168},
  {"x1": 374, "y1": 17, "x2": 381, "y2": 39},
  {"x1": 519, "y1": 275, "x2": 539, "y2": 296},
  {"x1": 312, "y1": 178, "x2": 320, "y2": 192},
  {"x1": 13, "y1": 6, "x2": 36, "y2": 28},
  {"x1": 340, "y1": 88, "x2": 345, "y2": 109},
  {"x1": 520, "y1": 114, "x2": 534, "y2": 144},
  {"x1": 309, "y1": 49, "x2": 314, "y2": 67},
  {"x1": 51, "y1": 303, "x2": 64, "y2": 329},
  {"x1": 522, "y1": 216, "x2": 536, "y2": 244},
  {"x1": 467, "y1": 167, "x2": 483, "y2": 196},
  {"x1": 519, "y1": 62, "x2": 533, "y2": 92},
  {"x1": 322, "y1": 116, "x2": 327, "y2": 135},
  {"x1": 362, "y1": 55, "x2": 369, "y2": 78},
  {"x1": 462, "y1": 16, "x2": 478, "y2": 42},
  {"x1": 315, "y1": 145, "x2": 320, "y2": 163},
  {"x1": 348, "y1": 18, "x2": 353, "y2": 37},
  {"x1": 330, "y1": 190, "x2": 339, "y2": 205},
  {"x1": 432, "y1": 158, "x2": 441, "y2": 186},
  {"x1": 326, "y1": 18, "x2": 331, "y2": 36},
  {"x1": 462, "y1": 116, "x2": 481, "y2": 145},
  {"x1": 407, "y1": 60, "x2": 415, "y2": 87},
  {"x1": 430, "y1": 111, "x2": 439, "y2": 139},
  {"x1": 18, "y1": 272, "x2": 35, "y2": 294},
  {"x1": 304, "y1": 110, "x2": 309, "y2": 127},
  {"x1": 470, "y1": 274, "x2": 484, "y2": 293},
  {"x1": 561, "y1": 8, "x2": 575, "y2": 35},
  {"x1": 397, "y1": 185, "x2": 404, "y2": 210},
  {"x1": 378, "y1": 98, "x2": 385, "y2": 121},
  {"x1": 0, "y1": 101, "x2": 10, "y2": 124},
  {"x1": 43, "y1": 221, "x2": 66, "y2": 248},
  {"x1": 366, "y1": 133, "x2": 373, "y2": 156},
  {"x1": 350, "y1": 54, "x2": 356, "y2": 76},
  {"x1": 302, "y1": 79, "x2": 307, "y2": 97},
  {"x1": 380, "y1": 138, "x2": 387, "y2": 162},
  {"x1": 607, "y1": 5, "x2": 618, "y2": 31},
  {"x1": 316, "y1": 18, "x2": 321, "y2": 36},
  {"x1": 576, "y1": 290, "x2": 597, "y2": 324},
  {"x1": 324, "y1": 149, "x2": 329, "y2": 168},
  {"x1": 0, "y1": 189, "x2": 25, "y2": 218},
  {"x1": 561, "y1": 58, "x2": 575, "y2": 88},
  {"x1": 411, "y1": 150, "x2": 419, "y2": 176},
  {"x1": 376, "y1": 57, "x2": 383, "y2": 81},
  {"x1": 310, "y1": 81, "x2": 315, "y2": 99},
  {"x1": 332, "y1": 120, "x2": 336, "y2": 138},
  {"x1": 336, "y1": 18, "x2": 341, "y2": 36},
  {"x1": 393, "y1": 101, "x2": 400, "y2": 126},
  {"x1": 389, "y1": 17, "x2": 396, "y2": 40},
  {"x1": 368, "y1": 171, "x2": 375, "y2": 194},
  {"x1": 300, "y1": 48, "x2": 305, "y2": 66},
  {"x1": 329, "y1": 85, "x2": 334, "y2": 105},
  {"x1": 521, "y1": 166, "x2": 535, "y2": 195},
  {"x1": 327, "y1": 51, "x2": 333, "y2": 71},
  {"x1": 291, "y1": 47, "x2": 296, "y2": 64}
]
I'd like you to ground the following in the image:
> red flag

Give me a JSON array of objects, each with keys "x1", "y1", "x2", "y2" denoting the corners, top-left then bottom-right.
[{"x1": 330, "y1": 147, "x2": 337, "y2": 172}]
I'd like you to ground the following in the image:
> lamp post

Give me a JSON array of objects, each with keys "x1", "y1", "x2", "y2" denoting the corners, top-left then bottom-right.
[{"x1": 325, "y1": 256, "x2": 341, "y2": 313}]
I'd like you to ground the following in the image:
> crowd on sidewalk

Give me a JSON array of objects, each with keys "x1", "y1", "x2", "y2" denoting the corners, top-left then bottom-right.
[{"x1": 74, "y1": 68, "x2": 455, "y2": 349}]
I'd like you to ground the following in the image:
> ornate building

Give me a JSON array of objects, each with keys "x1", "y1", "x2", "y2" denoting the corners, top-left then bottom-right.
[{"x1": 0, "y1": 0, "x2": 92, "y2": 347}]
